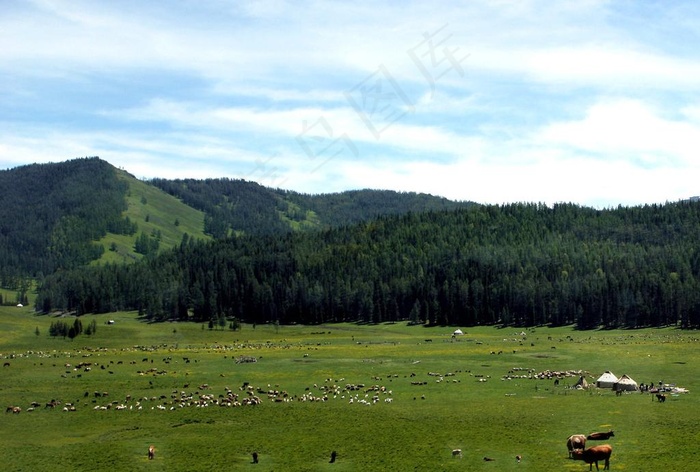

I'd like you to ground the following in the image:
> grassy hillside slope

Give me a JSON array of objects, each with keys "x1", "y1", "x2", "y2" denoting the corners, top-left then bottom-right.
[{"x1": 95, "y1": 170, "x2": 210, "y2": 265}]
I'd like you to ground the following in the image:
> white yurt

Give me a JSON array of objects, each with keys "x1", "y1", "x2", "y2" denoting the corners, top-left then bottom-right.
[
  {"x1": 614, "y1": 374, "x2": 639, "y2": 392},
  {"x1": 452, "y1": 329, "x2": 464, "y2": 335},
  {"x1": 596, "y1": 371, "x2": 618, "y2": 388}
]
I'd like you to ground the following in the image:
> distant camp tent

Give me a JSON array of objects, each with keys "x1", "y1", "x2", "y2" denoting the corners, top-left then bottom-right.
[
  {"x1": 453, "y1": 329, "x2": 464, "y2": 335},
  {"x1": 596, "y1": 371, "x2": 618, "y2": 389},
  {"x1": 574, "y1": 376, "x2": 589, "y2": 390},
  {"x1": 16, "y1": 303, "x2": 23, "y2": 307},
  {"x1": 614, "y1": 374, "x2": 638, "y2": 392}
]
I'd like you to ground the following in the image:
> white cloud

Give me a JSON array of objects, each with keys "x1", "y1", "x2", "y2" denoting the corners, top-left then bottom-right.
[
  {"x1": 2, "y1": 0, "x2": 700, "y2": 208},
  {"x1": 524, "y1": 46, "x2": 700, "y2": 90},
  {"x1": 538, "y1": 99, "x2": 700, "y2": 165},
  {"x1": 332, "y1": 147, "x2": 700, "y2": 207}
]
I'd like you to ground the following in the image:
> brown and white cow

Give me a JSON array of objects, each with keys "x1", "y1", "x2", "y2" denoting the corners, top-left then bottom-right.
[
  {"x1": 148, "y1": 445, "x2": 155, "y2": 460},
  {"x1": 571, "y1": 444, "x2": 612, "y2": 471},
  {"x1": 567, "y1": 434, "x2": 587, "y2": 458}
]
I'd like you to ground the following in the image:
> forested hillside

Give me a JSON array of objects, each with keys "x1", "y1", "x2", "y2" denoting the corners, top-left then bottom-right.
[
  {"x1": 150, "y1": 178, "x2": 290, "y2": 237},
  {"x1": 0, "y1": 158, "x2": 210, "y2": 286},
  {"x1": 150, "y1": 178, "x2": 473, "y2": 237},
  {"x1": 0, "y1": 157, "x2": 135, "y2": 283},
  {"x1": 36, "y1": 201, "x2": 700, "y2": 329},
  {"x1": 0, "y1": 158, "x2": 470, "y2": 286},
  {"x1": 282, "y1": 188, "x2": 473, "y2": 228}
]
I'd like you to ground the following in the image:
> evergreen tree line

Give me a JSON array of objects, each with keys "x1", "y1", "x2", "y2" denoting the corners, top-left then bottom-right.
[
  {"x1": 36, "y1": 201, "x2": 700, "y2": 329},
  {"x1": 48, "y1": 317, "x2": 97, "y2": 339},
  {"x1": 0, "y1": 157, "x2": 137, "y2": 281}
]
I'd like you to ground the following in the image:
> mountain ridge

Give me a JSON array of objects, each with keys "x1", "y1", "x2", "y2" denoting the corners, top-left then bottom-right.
[{"x1": 0, "y1": 157, "x2": 474, "y2": 281}]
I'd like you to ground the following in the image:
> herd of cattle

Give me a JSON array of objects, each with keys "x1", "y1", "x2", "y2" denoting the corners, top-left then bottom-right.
[
  {"x1": 446, "y1": 430, "x2": 613, "y2": 467},
  {"x1": 567, "y1": 430, "x2": 614, "y2": 470}
]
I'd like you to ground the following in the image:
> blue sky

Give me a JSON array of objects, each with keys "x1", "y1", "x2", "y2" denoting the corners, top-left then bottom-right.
[{"x1": 2, "y1": 0, "x2": 699, "y2": 207}]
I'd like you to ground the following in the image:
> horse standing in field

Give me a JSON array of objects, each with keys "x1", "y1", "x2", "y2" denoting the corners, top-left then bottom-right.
[
  {"x1": 148, "y1": 445, "x2": 155, "y2": 460},
  {"x1": 452, "y1": 449, "x2": 463, "y2": 458}
]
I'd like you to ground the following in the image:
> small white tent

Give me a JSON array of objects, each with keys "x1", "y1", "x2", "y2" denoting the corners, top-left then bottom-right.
[
  {"x1": 614, "y1": 374, "x2": 638, "y2": 392},
  {"x1": 596, "y1": 371, "x2": 618, "y2": 389},
  {"x1": 453, "y1": 329, "x2": 464, "y2": 335}
]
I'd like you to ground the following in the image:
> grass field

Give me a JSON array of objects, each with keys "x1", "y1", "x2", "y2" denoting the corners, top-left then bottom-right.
[{"x1": 1, "y1": 305, "x2": 697, "y2": 471}]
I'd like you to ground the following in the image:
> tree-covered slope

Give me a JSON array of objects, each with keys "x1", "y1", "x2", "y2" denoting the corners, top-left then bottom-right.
[
  {"x1": 150, "y1": 178, "x2": 475, "y2": 237},
  {"x1": 0, "y1": 158, "x2": 470, "y2": 284},
  {"x1": 36, "y1": 201, "x2": 700, "y2": 329},
  {"x1": 0, "y1": 157, "x2": 132, "y2": 280},
  {"x1": 1, "y1": 157, "x2": 471, "y2": 287},
  {"x1": 0, "y1": 158, "x2": 210, "y2": 283}
]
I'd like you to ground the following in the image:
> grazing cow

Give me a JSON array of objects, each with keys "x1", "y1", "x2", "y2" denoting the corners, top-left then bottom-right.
[
  {"x1": 483, "y1": 456, "x2": 495, "y2": 461},
  {"x1": 329, "y1": 451, "x2": 337, "y2": 463},
  {"x1": 148, "y1": 445, "x2": 155, "y2": 460},
  {"x1": 656, "y1": 393, "x2": 666, "y2": 402},
  {"x1": 587, "y1": 430, "x2": 614, "y2": 441},
  {"x1": 452, "y1": 449, "x2": 463, "y2": 459},
  {"x1": 516, "y1": 455, "x2": 522, "y2": 463},
  {"x1": 252, "y1": 452, "x2": 258, "y2": 464},
  {"x1": 571, "y1": 444, "x2": 612, "y2": 471},
  {"x1": 567, "y1": 435, "x2": 587, "y2": 457}
]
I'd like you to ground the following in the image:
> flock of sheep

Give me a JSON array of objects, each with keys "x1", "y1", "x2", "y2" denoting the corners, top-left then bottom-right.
[{"x1": 5, "y1": 344, "x2": 621, "y2": 469}]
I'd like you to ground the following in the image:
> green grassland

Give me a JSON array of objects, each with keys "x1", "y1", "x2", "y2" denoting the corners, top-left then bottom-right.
[
  {"x1": 1, "y1": 287, "x2": 27, "y2": 308},
  {"x1": 1, "y1": 305, "x2": 697, "y2": 471},
  {"x1": 95, "y1": 171, "x2": 210, "y2": 265}
]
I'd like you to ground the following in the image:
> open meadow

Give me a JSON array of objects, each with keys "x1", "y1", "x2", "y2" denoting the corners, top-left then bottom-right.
[{"x1": 1, "y1": 305, "x2": 698, "y2": 471}]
